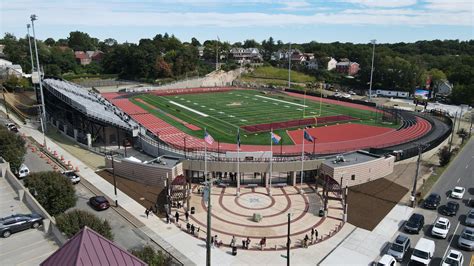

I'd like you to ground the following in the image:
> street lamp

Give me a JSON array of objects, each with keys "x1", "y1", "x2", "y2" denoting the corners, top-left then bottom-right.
[
  {"x1": 286, "y1": 213, "x2": 292, "y2": 266},
  {"x1": 26, "y1": 24, "x2": 35, "y2": 74},
  {"x1": 30, "y1": 14, "x2": 47, "y2": 131},
  {"x1": 368, "y1": 39, "x2": 376, "y2": 101},
  {"x1": 96, "y1": 153, "x2": 119, "y2": 207}
]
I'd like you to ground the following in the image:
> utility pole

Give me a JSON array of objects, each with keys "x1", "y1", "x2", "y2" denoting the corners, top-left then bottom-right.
[
  {"x1": 368, "y1": 39, "x2": 376, "y2": 101},
  {"x1": 26, "y1": 24, "x2": 35, "y2": 73},
  {"x1": 288, "y1": 43, "x2": 291, "y2": 90},
  {"x1": 411, "y1": 144, "x2": 424, "y2": 207},
  {"x1": 287, "y1": 213, "x2": 291, "y2": 266},
  {"x1": 449, "y1": 112, "x2": 457, "y2": 152},
  {"x1": 31, "y1": 14, "x2": 47, "y2": 131}
]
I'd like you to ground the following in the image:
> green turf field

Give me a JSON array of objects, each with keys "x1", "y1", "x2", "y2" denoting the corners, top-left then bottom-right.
[{"x1": 130, "y1": 89, "x2": 397, "y2": 145}]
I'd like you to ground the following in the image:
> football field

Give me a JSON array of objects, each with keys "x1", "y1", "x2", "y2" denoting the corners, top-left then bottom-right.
[{"x1": 130, "y1": 89, "x2": 393, "y2": 145}]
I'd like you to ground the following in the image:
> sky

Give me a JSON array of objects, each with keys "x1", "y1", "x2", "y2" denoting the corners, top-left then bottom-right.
[{"x1": 1, "y1": 0, "x2": 473, "y2": 44}]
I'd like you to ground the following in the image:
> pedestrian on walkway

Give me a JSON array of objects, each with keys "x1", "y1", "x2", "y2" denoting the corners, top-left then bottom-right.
[
  {"x1": 211, "y1": 236, "x2": 215, "y2": 248},
  {"x1": 175, "y1": 211, "x2": 180, "y2": 222},
  {"x1": 214, "y1": 235, "x2": 218, "y2": 247},
  {"x1": 314, "y1": 229, "x2": 319, "y2": 242},
  {"x1": 145, "y1": 209, "x2": 149, "y2": 218},
  {"x1": 260, "y1": 237, "x2": 266, "y2": 250},
  {"x1": 185, "y1": 210, "x2": 189, "y2": 221},
  {"x1": 230, "y1": 236, "x2": 236, "y2": 247},
  {"x1": 196, "y1": 226, "x2": 200, "y2": 237},
  {"x1": 186, "y1": 222, "x2": 190, "y2": 233},
  {"x1": 246, "y1": 237, "x2": 251, "y2": 249},
  {"x1": 310, "y1": 228, "x2": 314, "y2": 243},
  {"x1": 191, "y1": 224, "x2": 195, "y2": 236},
  {"x1": 303, "y1": 234, "x2": 309, "y2": 248},
  {"x1": 165, "y1": 212, "x2": 170, "y2": 224},
  {"x1": 242, "y1": 239, "x2": 246, "y2": 249}
]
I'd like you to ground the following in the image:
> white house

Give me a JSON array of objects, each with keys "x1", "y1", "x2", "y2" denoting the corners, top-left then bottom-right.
[
  {"x1": 303, "y1": 58, "x2": 319, "y2": 70},
  {"x1": 327, "y1": 57, "x2": 337, "y2": 71},
  {"x1": 229, "y1": 48, "x2": 262, "y2": 63},
  {"x1": 0, "y1": 58, "x2": 13, "y2": 67}
]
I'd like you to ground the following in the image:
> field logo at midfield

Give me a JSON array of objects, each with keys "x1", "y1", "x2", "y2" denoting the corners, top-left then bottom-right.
[
  {"x1": 255, "y1": 95, "x2": 307, "y2": 107},
  {"x1": 168, "y1": 100, "x2": 209, "y2": 117}
]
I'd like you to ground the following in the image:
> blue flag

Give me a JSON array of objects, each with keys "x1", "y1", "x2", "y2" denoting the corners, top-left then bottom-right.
[
  {"x1": 303, "y1": 130, "x2": 314, "y2": 142},
  {"x1": 270, "y1": 132, "x2": 281, "y2": 144}
]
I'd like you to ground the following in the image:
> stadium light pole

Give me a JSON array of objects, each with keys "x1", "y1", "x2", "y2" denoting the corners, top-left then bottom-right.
[
  {"x1": 26, "y1": 24, "x2": 35, "y2": 73},
  {"x1": 31, "y1": 14, "x2": 47, "y2": 132},
  {"x1": 288, "y1": 43, "x2": 291, "y2": 90},
  {"x1": 368, "y1": 39, "x2": 376, "y2": 101}
]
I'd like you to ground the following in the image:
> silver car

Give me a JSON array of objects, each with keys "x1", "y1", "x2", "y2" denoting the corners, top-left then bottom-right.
[
  {"x1": 387, "y1": 234, "x2": 411, "y2": 261},
  {"x1": 457, "y1": 227, "x2": 474, "y2": 251},
  {"x1": 465, "y1": 209, "x2": 474, "y2": 227}
]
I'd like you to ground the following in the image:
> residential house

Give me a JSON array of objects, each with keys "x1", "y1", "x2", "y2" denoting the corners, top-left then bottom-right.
[
  {"x1": 336, "y1": 58, "x2": 360, "y2": 76},
  {"x1": 303, "y1": 58, "x2": 319, "y2": 70},
  {"x1": 229, "y1": 47, "x2": 262, "y2": 63},
  {"x1": 327, "y1": 57, "x2": 337, "y2": 71},
  {"x1": 74, "y1": 50, "x2": 105, "y2": 65},
  {"x1": 41, "y1": 226, "x2": 147, "y2": 266},
  {"x1": 0, "y1": 44, "x2": 5, "y2": 58},
  {"x1": 0, "y1": 59, "x2": 23, "y2": 79},
  {"x1": 197, "y1": 46, "x2": 204, "y2": 57}
]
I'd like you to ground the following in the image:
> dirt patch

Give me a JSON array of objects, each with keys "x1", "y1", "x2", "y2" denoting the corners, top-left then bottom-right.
[
  {"x1": 226, "y1": 102, "x2": 242, "y2": 106},
  {"x1": 347, "y1": 178, "x2": 408, "y2": 231}
]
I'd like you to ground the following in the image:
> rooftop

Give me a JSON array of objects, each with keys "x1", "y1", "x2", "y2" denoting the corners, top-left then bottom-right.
[{"x1": 322, "y1": 151, "x2": 383, "y2": 168}]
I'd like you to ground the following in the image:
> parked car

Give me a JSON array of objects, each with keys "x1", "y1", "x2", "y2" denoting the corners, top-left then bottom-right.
[
  {"x1": 457, "y1": 227, "x2": 474, "y2": 251},
  {"x1": 431, "y1": 217, "x2": 450, "y2": 238},
  {"x1": 17, "y1": 164, "x2": 30, "y2": 179},
  {"x1": 442, "y1": 201, "x2": 460, "y2": 216},
  {"x1": 442, "y1": 249, "x2": 463, "y2": 266},
  {"x1": 410, "y1": 238, "x2": 435, "y2": 265},
  {"x1": 375, "y1": 254, "x2": 396, "y2": 266},
  {"x1": 89, "y1": 196, "x2": 110, "y2": 211},
  {"x1": 62, "y1": 170, "x2": 80, "y2": 184},
  {"x1": 450, "y1": 186, "x2": 465, "y2": 199},
  {"x1": 386, "y1": 234, "x2": 411, "y2": 261},
  {"x1": 423, "y1": 193, "x2": 441, "y2": 209},
  {"x1": 465, "y1": 209, "x2": 474, "y2": 226},
  {"x1": 404, "y1": 213, "x2": 424, "y2": 234},
  {"x1": 0, "y1": 213, "x2": 44, "y2": 238}
]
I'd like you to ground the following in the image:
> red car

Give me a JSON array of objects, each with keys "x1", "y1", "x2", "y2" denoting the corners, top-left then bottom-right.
[{"x1": 89, "y1": 196, "x2": 110, "y2": 211}]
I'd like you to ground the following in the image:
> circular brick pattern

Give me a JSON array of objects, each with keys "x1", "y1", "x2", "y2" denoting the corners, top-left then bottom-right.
[{"x1": 234, "y1": 192, "x2": 275, "y2": 210}]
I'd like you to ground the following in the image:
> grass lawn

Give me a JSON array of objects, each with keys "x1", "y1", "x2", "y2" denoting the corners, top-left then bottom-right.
[
  {"x1": 242, "y1": 66, "x2": 315, "y2": 84},
  {"x1": 130, "y1": 89, "x2": 397, "y2": 145}
]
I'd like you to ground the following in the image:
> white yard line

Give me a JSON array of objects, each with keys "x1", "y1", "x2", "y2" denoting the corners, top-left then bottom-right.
[
  {"x1": 255, "y1": 95, "x2": 308, "y2": 107},
  {"x1": 168, "y1": 100, "x2": 209, "y2": 117},
  {"x1": 442, "y1": 221, "x2": 460, "y2": 259}
]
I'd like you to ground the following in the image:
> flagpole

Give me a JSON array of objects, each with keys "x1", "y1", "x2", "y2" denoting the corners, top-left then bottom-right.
[
  {"x1": 300, "y1": 130, "x2": 305, "y2": 194},
  {"x1": 269, "y1": 129, "x2": 273, "y2": 196},
  {"x1": 237, "y1": 129, "x2": 240, "y2": 197},
  {"x1": 205, "y1": 129, "x2": 211, "y2": 266}
]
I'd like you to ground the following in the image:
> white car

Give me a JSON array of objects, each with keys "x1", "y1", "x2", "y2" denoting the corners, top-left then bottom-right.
[
  {"x1": 375, "y1": 254, "x2": 396, "y2": 266},
  {"x1": 442, "y1": 249, "x2": 463, "y2": 266},
  {"x1": 431, "y1": 217, "x2": 450, "y2": 238},
  {"x1": 451, "y1": 186, "x2": 465, "y2": 199},
  {"x1": 62, "y1": 170, "x2": 80, "y2": 184}
]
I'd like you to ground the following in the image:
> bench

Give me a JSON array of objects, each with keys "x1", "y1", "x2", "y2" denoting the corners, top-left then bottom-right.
[
  {"x1": 247, "y1": 184, "x2": 258, "y2": 188},
  {"x1": 218, "y1": 183, "x2": 229, "y2": 188},
  {"x1": 273, "y1": 183, "x2": 287, "y2": 188}
]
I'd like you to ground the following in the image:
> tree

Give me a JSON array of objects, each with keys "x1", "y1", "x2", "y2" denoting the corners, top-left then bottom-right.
[
  {"x1": 131, "y1": 245, "x2": 170, "y2": 266},
  {"x1": 191, "y1": 37, "x2": 201, "y2": 47},
  {"x1": 56, "y1": 209, "x2": 113, "y2": 240},
  {"x1": 68, "y1": 31, "x2": 97, "y2": 51},
  {"x1": 154, "y1": 56, "x2": 172, "y2": 78},
  {"x1": 438, "y1": 146, "x2": 452, "y2": 166},
  {"x1": 0, "y1": 126, "x2": 26, "y2": 170},
  {"x1": 44, "y1": 38, "x2": 56, "y2": 46},
  {"x1": 24, "y1": 171, "x2": 76, "y2": 216}
]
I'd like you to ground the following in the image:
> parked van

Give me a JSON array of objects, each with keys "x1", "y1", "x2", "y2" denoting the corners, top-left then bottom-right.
[
  {"x1": 410, "y1": 238, "x2": 435, "y2": 265},
  {"x1": 17, "y1": 164, "x2": 30, "y2": 179}
]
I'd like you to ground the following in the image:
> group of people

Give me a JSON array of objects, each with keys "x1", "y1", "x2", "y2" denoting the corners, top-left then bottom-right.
[
  {"x1": 302, "y1": 228, "x2": 319, "y2": 248},
  {"x1": 186, "y1": 222, "x2": 199, "y2": 237}
]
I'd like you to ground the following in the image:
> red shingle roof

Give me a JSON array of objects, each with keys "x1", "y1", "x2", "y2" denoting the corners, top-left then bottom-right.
[{"x1": 41, "y1": 226, "x2": 147, "y2": 266}]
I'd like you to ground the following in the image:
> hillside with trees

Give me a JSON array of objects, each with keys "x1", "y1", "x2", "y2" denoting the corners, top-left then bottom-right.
[{"x1": 1, "y1": 32, "x2": 472, "y2": 105}]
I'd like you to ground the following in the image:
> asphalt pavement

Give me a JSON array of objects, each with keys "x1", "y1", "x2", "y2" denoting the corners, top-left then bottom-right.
[{"x1": 391, "y1": 138, "x2": 474, "y2": 265}]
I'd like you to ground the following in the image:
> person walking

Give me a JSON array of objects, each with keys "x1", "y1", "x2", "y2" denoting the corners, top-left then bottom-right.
[
  {"x1": 246, "y1": 237, "x2": 251, "y2": 249},
  {"x1": 191, "y1": 224, "x2": 195, "y2": 236},
  {"x1": 230, "y1": 236, "x2": 236, "y2": 247},
  {"x1": 242, "y1": 239, "x2": 246, "y2": 249},
  {"x1": 186, "y1": 222, "x2": 191, "y2": 233},
  {"x1": 165, "y1": 212, "x2": 170, "y2": 224},
  {"x1": 214, "y1": 235, "x2": 218, "y2": 247},
  {"x1": 303, "y1": 234, "x2": 309, "y2": 248},
  {"x1": 314, "y1": 229, "x2": 319, "y2": 242},
  {"x1": 185, "y1": 210, "x2": 189, "y2": 221},
  {"x1": 175, "y1": 211, "x2": 180, "y2": 223},
  {"x1": 145, "y1": 208, "x2": 149, "y2": 219},
  {"x1": 310, "y1": 228, "x2": 314, "y2": 243}
]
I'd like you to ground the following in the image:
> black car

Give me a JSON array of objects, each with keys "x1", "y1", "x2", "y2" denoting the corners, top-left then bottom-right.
[
  {"x1": 89, "y1": 196, "x2": 110, "y2": 211},
  {"x1": 0, "y1": 213, "x2": 44, "y2": 238},
  {"x1": 404, "y1": 213, "x2": 424, "y2": 234},
  {"x1": 423, "y1": 193, "x2": 441, "y2": 209},
  {"x1": 442, "y1": 201, "x2": 460, "y2": 216}
]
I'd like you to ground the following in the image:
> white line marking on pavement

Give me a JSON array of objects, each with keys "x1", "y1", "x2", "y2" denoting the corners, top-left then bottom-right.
[
  {"x1": 466, "y1": 165, "x2": 469, "y2": 169},
  {"x1": 457, "y1": 178, "x2": 460, "y2": 183},
  {"x1": 255, "y1": 95, "x2": 308, "y2": 107},
  {"x1": 168, "y1": 101, "x2": 209, "y2": 117},
  {"x1": 442, "y1": 221, "x2": 460, "y2": 259}
]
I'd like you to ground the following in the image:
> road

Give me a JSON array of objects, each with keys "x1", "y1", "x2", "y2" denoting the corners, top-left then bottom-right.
[
  {"x1": 393, "y1": 138, "x2": 474, "y2": 265},
  {"x1": 0, "y1": 114, "x2": 152, "y2": 251}
]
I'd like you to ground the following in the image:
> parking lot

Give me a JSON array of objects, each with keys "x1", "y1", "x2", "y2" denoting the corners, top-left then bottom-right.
[
  {"x1": 384, "y1": 139, "x2": 474, "y2": 265},
  {"x1": 0, "y1": 175, "x2": 58, "y2": 265}
]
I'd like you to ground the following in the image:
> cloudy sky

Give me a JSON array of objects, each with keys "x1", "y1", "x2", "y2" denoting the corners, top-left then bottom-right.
[{"x1": 1, "y1": 0, "x2": 473, "y2": 44}]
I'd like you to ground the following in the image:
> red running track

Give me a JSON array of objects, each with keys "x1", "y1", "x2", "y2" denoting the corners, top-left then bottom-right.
[{"x1": 102, "y1": 91, "x2": 431, "y2": 155}]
